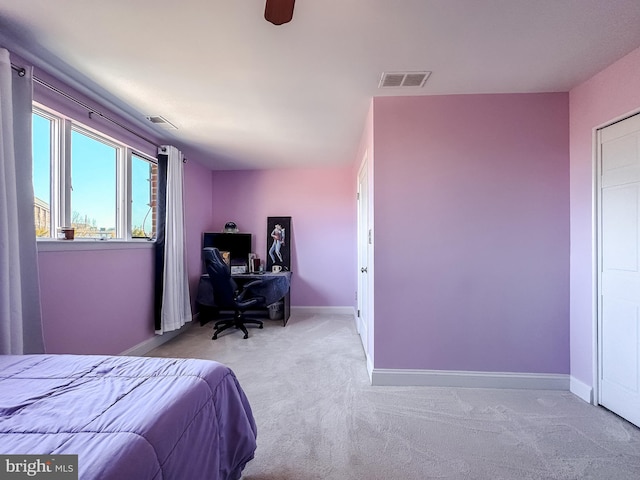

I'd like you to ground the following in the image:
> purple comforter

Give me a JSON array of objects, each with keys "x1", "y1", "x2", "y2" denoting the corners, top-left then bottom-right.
[{"x1": 0, "y1": 355, "x2": 257, "y2": 480}]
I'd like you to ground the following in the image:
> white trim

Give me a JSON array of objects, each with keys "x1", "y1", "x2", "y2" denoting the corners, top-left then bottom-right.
[
  {"x1": 366, "y1": 355, "x2": 374, "y2": 383},
  {"x1": 37, "y1": 239, "x2": 155, "y2": 252},
  {"x1": 592, "y1": 123, "x2": 605, "y2": 405},
  {"x1": 371, "y1": 368, "x2": 569, "y2": 390},
  {"x1": 570, "y1": 376, "x2": 593, "y2": 403},
  {"x1": 592, "y1": 124, "x2": 601, "y2": 405},
  {"x1": 591, "y1": 107, "x2": 640, "y2": 406},
  {"x1": 290, "y1": 306, "x2": 355, "y2": 316},
  {"x1": 119, "y1": 319, "x2": 195, "y2": 356}
]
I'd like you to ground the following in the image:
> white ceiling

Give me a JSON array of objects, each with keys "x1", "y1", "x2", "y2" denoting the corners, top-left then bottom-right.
[{"x1": 1, "y1": 0, "x2": 640, "y2": 170}]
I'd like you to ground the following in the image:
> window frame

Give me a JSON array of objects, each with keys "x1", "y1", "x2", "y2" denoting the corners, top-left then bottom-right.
[
  {"x1": 31, "y1": 108, "x2": 60, "y2": 237},
  {"x1": 32, "y1": 103, "x2": 157, "y2": 244},
  {"x1": 130, "y1": 152, "x2": 158, "y2": 240}
]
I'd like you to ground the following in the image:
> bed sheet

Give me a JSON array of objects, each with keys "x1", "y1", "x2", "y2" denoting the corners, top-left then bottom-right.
[{"x1": 0, "y1": 354, "x2": 257, "y2": 480}]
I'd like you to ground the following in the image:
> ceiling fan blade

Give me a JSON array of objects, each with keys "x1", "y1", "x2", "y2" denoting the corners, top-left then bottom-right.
[{"x1": 264, "y1": 0, "x2": 295, "y2": 26}]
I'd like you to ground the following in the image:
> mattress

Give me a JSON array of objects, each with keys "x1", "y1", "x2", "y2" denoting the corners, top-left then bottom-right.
[{"x1": 0, "y1": 354, "x2": 257, "y2": 480}]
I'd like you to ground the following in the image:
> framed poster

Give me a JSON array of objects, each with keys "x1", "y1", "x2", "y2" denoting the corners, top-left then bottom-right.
[{"x1": 266, "y1": 216, "x2": 291, "y2": 272}]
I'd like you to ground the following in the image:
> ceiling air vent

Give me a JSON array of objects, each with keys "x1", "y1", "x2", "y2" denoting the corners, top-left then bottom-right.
[
  {"x1": 146, "y1": 115, "x2": 177, "y2": 129},
  {"x1": 379, "y1": 71, "x2": 431, "y2": 88}
]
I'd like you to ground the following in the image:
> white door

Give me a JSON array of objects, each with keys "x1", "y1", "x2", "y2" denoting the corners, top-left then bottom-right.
[
  {"x1": 598, "y1": 112, "x2": 640, "y2": 428},
  {"x1": 357, "y1": 156, "x2": 372, "y2": 363}
]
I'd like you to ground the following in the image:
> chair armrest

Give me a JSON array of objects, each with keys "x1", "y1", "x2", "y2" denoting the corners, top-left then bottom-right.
[
  {"x1": 243, "y1": 279, "x2": 264, "y2": 289},
  {"x1": 236, "y1": 279, "x2": 264, "y2": 302}
]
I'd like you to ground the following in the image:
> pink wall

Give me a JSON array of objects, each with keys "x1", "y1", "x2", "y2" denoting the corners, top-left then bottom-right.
[
  {"x1": 210, "y1": 168, "x2": 357, "y2": 307},
  {"x1": 38, "y1": 159, "x2": 215, "y2": 354},
  {"x1": 569, "y1": 46, "x2": 640, "y2": 387},
  {"x1": 372, "y1": 93, "x2": 570, "y2": 373},
  {"x1": 39, "y1": 248, "x2": 156, "y2": 354},
  {"x1": 183, "y1": 160, "x2": 215, "y2": 308},
  {"x1": 33, "y1": 65, "x2": 217, "y2": 354}
]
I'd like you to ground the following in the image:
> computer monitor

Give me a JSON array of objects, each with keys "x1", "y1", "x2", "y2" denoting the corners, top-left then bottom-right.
[{"x1": 202, "y1": 232, "x2": 252, "y2": 270}]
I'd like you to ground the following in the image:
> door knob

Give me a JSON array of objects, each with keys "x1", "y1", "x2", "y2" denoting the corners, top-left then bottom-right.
[{"x1": 360, "y1": 267, "x2": 368, "y2": 273}]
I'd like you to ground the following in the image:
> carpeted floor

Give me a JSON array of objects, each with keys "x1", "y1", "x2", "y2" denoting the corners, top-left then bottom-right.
[{"x1": 147, "y1": 310, "x2": 640, "y2": 480}]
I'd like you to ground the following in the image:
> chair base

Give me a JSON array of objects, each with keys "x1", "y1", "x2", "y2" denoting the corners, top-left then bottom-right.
[{"x1": 212, "y1": 312, "x2": 263, "y2": 340}]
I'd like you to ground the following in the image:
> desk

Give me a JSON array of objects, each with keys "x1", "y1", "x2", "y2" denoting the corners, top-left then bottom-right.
[{"x1": 196, "y1": 271, "x2": 292, "y2": 326}]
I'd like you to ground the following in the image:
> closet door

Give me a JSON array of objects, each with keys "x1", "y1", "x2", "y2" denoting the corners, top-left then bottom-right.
[
  {"x1": 599, "y1": 113, "x2": 640, "y2": 428},
  {"x1": 357, "y1": 155, "x2": 372, "y2": 366}
]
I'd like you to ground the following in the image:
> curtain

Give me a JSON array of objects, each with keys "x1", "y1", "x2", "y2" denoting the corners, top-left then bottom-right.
[
  {"x1": 154, "y1": 145, "x2": 192, "y2": 334},
  {"x1": 0, "y1": 49, "x2": 45, "y2": 354}
]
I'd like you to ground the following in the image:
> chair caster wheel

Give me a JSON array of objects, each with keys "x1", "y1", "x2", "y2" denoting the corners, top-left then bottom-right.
[
  {"x1": 243, "y1": 333, "x2": 248, "y2": 339},
  {"x1": 212, "y1": 334, "x2": 218, "y2": 340},
  {"x1": 259, "y1": 325, "x2": 263, "y2": 329}
]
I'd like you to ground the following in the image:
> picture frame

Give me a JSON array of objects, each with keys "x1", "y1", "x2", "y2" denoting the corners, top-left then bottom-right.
[
  {"x1": 266, "y1": 216, "x2": 291, "y2": 272},
  {"x1": 248, "y1": 253, "x2": 258, "y2": 272}
]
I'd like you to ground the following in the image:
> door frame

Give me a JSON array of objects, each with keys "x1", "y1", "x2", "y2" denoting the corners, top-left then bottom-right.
[
  {"x1": 593, "y1": 107, "x2": 640, "y2": 407},
  {"x1": 357, "y1": 152, "x2": 374, "y2": 378}
]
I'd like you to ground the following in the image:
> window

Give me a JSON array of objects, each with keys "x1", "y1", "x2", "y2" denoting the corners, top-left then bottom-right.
[
  {"x1": 31, "y1": 105, "x2": 157, "y2": 240},
  {"x1": 32, "y1": 112, "x2": 53, "y2": 238},
  {"x1": 71, "y1": 129, "x2": 117, "y2": 238},
  {"x1": 131, "y1": 153, "x2": 157, "y2": 238}
]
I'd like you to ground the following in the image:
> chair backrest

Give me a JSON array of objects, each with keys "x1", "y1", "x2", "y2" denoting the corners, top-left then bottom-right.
[{"x1": 203, "y1": 247, "x2": 237, "y2": 308}]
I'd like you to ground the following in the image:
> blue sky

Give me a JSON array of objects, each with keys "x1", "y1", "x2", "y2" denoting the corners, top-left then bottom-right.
[{"x1": 32, "y1": 113, "x2": 152, "y2": 233}]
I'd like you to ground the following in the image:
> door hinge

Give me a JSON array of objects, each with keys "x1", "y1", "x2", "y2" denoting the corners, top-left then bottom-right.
[{"x1": 357, "y1": 309, "x2": 360, "y2": 317}]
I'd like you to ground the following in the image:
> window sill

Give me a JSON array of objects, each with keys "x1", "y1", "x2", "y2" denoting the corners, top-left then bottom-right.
[{"x1": 37, "y1": 239, "x2": 155, "y2": 252}]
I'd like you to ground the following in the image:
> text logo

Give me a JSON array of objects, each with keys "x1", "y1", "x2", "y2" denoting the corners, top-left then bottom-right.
[{"x1": 0, "y1": 455, "x2": 77, "y2": 480}]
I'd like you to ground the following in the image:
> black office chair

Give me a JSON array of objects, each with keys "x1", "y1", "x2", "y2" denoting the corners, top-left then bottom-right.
[{"x1": 203, "y1": 247, "x2": 264, "y2": 339}]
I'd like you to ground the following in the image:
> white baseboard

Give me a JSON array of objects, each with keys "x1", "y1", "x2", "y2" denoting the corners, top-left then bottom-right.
[
  {"x1": 371, "y1": 368, "x2": 569, "y2": 390},
  {"x1": 119, "y1": 316, "x2": 197, "y2": 357},
  {"x1": 290, "y1": 306, "x2": 355, "y2": 316},
  {"x1": 570, "y1": 376, "x2": 593, "y2": 403},
  {"x1": 366, "y1": 355, "x2": 374, "y2": 383}
]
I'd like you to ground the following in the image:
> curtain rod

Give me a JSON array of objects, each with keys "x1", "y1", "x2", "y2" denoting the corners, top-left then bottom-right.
[{"x1": 11, "y1": 63, "x2": 161, "y2": 149}]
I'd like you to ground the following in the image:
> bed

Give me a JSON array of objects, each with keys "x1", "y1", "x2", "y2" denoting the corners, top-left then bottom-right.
[{"x1": 0, "y1": 354, "x2": 257, "y2": 480}]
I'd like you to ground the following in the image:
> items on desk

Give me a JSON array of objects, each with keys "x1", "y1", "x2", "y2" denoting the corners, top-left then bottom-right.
[
  {"x1": 231, "y1": 265, "x2": 247, "y2": 274},
  {"x1": 248, "y1": 253, "x2": 261, "y2": 272}
]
